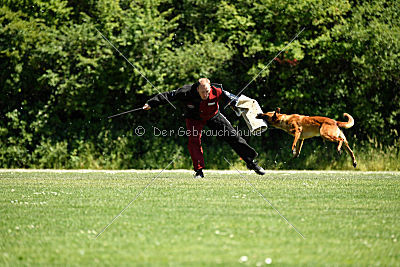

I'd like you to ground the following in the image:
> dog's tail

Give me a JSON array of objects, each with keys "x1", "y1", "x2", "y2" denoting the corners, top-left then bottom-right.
[{"x1": 337, "y1": 113, "x2": 354, "y2": 129}]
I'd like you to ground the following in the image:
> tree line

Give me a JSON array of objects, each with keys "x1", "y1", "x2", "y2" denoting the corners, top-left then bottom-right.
[{"x1": 1, "y1": 0, "x2": 399, "y2": 169}]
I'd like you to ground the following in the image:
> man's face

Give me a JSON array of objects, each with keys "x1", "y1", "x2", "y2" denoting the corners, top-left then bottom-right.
[{"x1": 197, "y1": 83, "x2": 211, "y2": 100}]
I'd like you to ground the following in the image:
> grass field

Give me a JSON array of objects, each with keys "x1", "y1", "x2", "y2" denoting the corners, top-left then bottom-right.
[{"x1": 1, "y1": 170, "x2": 399, "y2": 266}]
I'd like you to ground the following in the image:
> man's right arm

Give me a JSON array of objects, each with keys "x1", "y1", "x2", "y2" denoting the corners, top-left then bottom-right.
[{"x1": 144, "y1": 85, "x2": 191, "y2": 109}]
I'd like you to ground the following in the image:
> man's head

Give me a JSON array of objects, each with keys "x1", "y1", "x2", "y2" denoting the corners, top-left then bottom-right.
[{"x1": 197, "y1": 78, "x2": 211, "y2": 100}]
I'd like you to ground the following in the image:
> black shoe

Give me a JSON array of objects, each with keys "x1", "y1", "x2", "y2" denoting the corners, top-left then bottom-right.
[
  {"x1": 194, "y1": 169, "x2": 204, "y2": 178},
  {"x1": 246, "y1": 160, "x2": 266, "y2": 175}
]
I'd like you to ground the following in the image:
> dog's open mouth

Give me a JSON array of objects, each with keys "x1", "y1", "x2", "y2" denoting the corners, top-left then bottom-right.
[{"x1": 256, "y1": 113, "x2": 264, "y2": 119}]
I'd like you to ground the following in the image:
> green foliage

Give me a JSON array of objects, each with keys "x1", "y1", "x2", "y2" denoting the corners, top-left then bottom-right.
[{"x1": 0, "y1": 0, "x2": 399, "y2": 169}]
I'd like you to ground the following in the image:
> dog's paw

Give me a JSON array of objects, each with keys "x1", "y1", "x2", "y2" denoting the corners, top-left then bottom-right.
[
  {"x1": 256, "y1": 113, "x2": 264, "y2": 119},
  {"x1": 353, "y1": 161, "x2": 357, "y2": 168}
]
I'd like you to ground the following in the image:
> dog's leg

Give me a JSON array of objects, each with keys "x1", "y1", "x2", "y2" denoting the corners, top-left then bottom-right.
[
  {"x1": 320, "y1": 125, "x2": 344, "y2": 151},
  {"x1": 294, "y1": 139, "x2": 304, "y2": 158},
  {"x1": 320, "y1": 126, "x2": 357, "y2": 167},
  {"x1": 321, "y1": 135, "x2": 346, "y2": 158},
  {"x1": 291, "y1": 129, "x2": 301, "y2": 158},
  {"x1": 343, "y1": 142, "x2": 357, "y2": 168},
  {"x1": 320, "y1": 133, "x2": 344, "y2": 144},
  {"x1": 337, "y1": 140, "x2": 343, "y2": 154},
  {"x1": 339, "y1": 131, "x2": 357, "y2": 168},
  {"x1": 337, "y1": 130, "x2": 345, "y2": 154}
]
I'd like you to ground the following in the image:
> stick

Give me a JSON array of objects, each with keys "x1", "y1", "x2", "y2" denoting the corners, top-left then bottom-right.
[{"x1": 107, "y1": 107, "x2": 144, "y2": 119}]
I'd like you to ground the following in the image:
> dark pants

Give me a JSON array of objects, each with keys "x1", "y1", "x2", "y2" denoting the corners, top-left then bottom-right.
[{"x1": 185, "y1": 112, "x2": 258, "y2": 171}]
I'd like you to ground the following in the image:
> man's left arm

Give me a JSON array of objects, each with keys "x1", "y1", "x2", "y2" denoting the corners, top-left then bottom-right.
[{"x1": 219, "y1": 85, "x2": 239, "y2": 107}]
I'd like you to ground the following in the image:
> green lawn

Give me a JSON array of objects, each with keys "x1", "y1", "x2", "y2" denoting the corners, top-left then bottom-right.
[{"x1": 1, "y1": 170, "x2": 399, "y2": 266}]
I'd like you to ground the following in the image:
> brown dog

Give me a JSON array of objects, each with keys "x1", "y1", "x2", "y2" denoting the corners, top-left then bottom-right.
[{"x1": 256, "y1": 108, "x2": 357, "y2": 168}]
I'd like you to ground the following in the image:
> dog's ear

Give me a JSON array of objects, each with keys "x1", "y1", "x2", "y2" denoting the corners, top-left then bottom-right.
[
  {"x1": 271, "y1": 107, "x2": 280, "y2": 121},
  {"x1": 272, "y1": 110, "x2": 278, "y2": 121}
]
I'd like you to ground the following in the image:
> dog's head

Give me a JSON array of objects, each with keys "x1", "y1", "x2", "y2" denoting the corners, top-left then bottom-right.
[{"x1": 256, "y1": 107, "x2": 281, "y2": 124}]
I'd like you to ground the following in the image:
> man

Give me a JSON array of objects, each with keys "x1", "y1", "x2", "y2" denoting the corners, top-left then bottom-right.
[{"x1": 143, "y1": 78, "x2": 265, "y2": 178}]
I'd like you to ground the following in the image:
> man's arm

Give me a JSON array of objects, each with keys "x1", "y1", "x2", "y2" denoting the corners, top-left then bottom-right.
[
  {"x1": 146, "y1": 90, "x2": 179, "y2": 109},
  {"x1": 144, "y1": 85, "x2": 191, "y2": 109},
  {"x1": 220, "y1": 86, "x2": 239, "y2": 107}
]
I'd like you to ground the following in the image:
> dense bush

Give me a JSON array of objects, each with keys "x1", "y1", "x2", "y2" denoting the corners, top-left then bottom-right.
[{"x1": 1, "y1": 0, "x2": 399, "y2": 169}]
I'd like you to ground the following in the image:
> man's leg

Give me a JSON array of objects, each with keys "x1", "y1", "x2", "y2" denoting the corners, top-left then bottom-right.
[
  {"x1": 207, "y1": 112, "x2": 265, "y2": 175},
  {"x1": 207, "y1": 113, "x2": 257, "y2": 162},
  {"x1": 185, "y1": 118, "x2": 206, "y2": 171}
]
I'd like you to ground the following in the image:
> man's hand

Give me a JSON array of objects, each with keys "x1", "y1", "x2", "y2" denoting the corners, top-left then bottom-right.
[{"x1": 143, "y1": 103, "x2": 151, "y2": 110}]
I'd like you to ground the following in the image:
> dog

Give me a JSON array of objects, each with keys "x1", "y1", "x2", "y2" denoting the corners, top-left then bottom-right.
[{"x1": 256, "y1": 108, "x2": 357, "y2": 168}]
